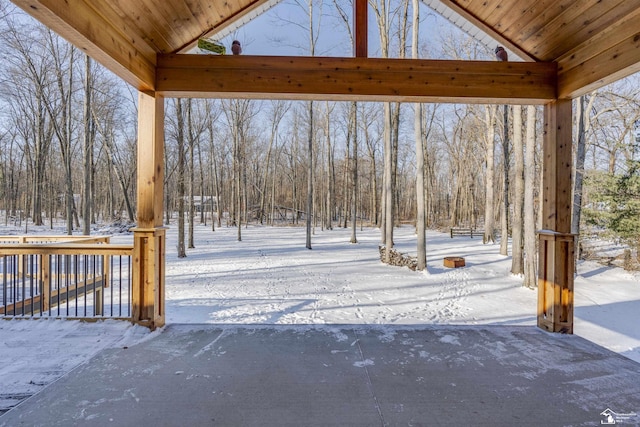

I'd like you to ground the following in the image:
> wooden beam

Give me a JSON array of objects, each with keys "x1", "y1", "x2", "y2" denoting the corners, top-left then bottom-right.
[
  {"x1": 541, "y1": 100, "x2": 572, "y2": 233},
  {"x1": 11, "y1": 0, "x2": 156, "y2": 92},
  {"x1": 136, "y1": 92, "x2": 164, "y2": 228},
  {"x1": 538, "y1": 100, "x2": 575, "y2": 334},
  {"x1": 131, "y1": 92, "x2": 165, "y2": 329},
  {"x1": 156, "y1": 54, "x2": 557, "y2": 104},
  {"x1": 429, "y1": 0, "x2": 537, "y2": 62},
  {"x1": 557, "y1": 11, "x2": 640, "y2": 99},
  {"x1": 354, "y1": 0, "x2": 368, "y2": 57}
]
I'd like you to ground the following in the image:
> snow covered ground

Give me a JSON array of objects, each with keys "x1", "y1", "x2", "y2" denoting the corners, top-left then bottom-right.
[{"x1": 1, "y1": 223, "x2": 639, "y2": 413}]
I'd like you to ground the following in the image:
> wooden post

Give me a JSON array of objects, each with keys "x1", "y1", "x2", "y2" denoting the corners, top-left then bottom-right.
[
  {"x1": 41, "y1": 255, "x2": 50, "y2": 313},
  {"x1": 353, "y1": 0, "x2": 368, "y2": 58},
  {"x1": 131, "y1": 91, "x2": 165, "y2": 329},
  {"x1": 538, "y1": 99, "x2": 575, "y2": 333}
]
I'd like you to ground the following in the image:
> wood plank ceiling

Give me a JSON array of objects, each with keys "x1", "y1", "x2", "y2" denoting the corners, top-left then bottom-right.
[
  {"x1": 9, "y1": 0, "x2": 640, "y2": 101},
  {"x1": 434, "y1": 0, "x2": 640, "y2": 97}
]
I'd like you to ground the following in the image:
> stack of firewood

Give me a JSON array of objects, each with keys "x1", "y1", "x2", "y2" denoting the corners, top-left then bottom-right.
[{"x1": 378, "y1": 245, "x2": 418, "y2": 271}]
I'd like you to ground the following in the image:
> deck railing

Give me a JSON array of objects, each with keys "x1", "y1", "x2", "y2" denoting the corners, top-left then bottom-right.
[{"x1": 0, "y1": 236, "x2": 134, "y2": 320}]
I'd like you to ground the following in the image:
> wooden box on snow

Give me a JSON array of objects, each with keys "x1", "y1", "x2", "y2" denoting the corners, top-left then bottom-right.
[{"x1": 443, "y1": 257, "x2": 465, "y2": 268}]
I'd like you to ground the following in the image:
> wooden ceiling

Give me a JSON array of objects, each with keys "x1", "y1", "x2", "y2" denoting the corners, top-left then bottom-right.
[
  {"x1": 435, "y1": 0, "x2": 640, "y2": 98},
  {"x1": 9, "y1": 0, "x2": 640, "y2": 102}
]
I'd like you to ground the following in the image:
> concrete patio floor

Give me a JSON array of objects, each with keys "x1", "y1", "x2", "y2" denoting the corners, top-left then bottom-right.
[{"x1": 1, "y1": 325, "x2": 639, "y2": 426}]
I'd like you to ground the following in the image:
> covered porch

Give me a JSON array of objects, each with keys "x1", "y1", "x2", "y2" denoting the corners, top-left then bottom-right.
[{"x1": 8, "y1": 0, "x2": 640, "y2": 334}]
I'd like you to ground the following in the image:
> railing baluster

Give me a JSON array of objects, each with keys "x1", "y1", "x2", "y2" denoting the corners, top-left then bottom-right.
[
  {"x1": 110, "y1": 255, "x2": 115, "y2": 317},
  {"x1": 119, "y1": 256, "x2": 123, "y2": 317},
  {"x1": 56, "y1": 254, "x2": 61, "y2": 317},
  {"x1": 20, "y1": 255, "x2": 26, "y2": 316},
  {"x1": 30, "y1": 254, "x2": 35, "y2": 316},
  {"x1": 2, "y1": 256, "x2": 7, "y2": 315}
]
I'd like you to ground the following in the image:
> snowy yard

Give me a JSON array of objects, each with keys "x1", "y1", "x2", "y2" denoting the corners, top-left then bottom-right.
[
  {"x1": 1, "y1": 223, "x2": 639, "y2": 413},
  {"x1": 160, "y1": 224, "x2": 640, "y2": 364}
]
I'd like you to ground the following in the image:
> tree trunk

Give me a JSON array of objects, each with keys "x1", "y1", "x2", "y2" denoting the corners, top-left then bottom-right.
[
  {"x1": 523, "y1": 106, "x2": 537, "y2": 289},
  {"x1": 83, "y1": 55, "x2": 92, "y2": 235},
  {"x1": 384, "y1": 102, "x2": 393, "y2": 261},
  {"x1": 234, "y1": 108, "x2": 242, "y2": 241},
  {"x1": 511, "y1": 106, "x2": 524, "y2": 274},
  {"x1": 342, "y1": 128, "x2": 350, "y2": 229},
  {"x1": 391, "y1": 102, "x2": 401, "y2": 227},
  {"x1": 500, "y1": 105, "x2": 510, "y2": 255},
  {"x1": 371, "y1": 0, "x2": 394, "y2": 256},
  {"x1": 187, "y1": 99, "x2": 195, "y2": 249},
  {"x1": 176, "y1": 99, "x2": 187, "y2": 257},
  {"x1": 325, "y1": 102, "x2": 335, "y2": 230},
  {"x1": 483, "y1": 105, "x2": 497, "y2": 243},
  {"x1": 572, "y1": 95, "x2": 588, "y2": 263},
  {"x1": 208, "y1": 122, "x2": 221, "y2": 231},
  {"x1": 60, "y1": 43, "x2": 75, "y2": 233},
  {"x1": 350, "y1": 101, "x2": 358, "y2": 244},
  {"x1": 413, "y1": 0, "x2": 425, "y2": 270},
  {"x1": 363, "y1": 122, "x2": 378, "y2": 227},
  {"x1": 306, "y1": 101, "x2": 314, "y2": 249}
]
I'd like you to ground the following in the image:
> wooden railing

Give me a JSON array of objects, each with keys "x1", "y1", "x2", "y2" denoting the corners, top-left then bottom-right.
[
  {"x1": 0, "y1": 236, "x2": 133, "y2": 320},
  {"x1": 450, "y1": 227, "x2": 485, "y2": 238}
]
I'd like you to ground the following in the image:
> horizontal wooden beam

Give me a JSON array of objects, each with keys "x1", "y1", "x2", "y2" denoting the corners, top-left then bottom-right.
[
  {"x1": 557, "y1": 8, "x2": 640, "y2": 99},
  {"x1": 11, "y1": 0, "x2": 157, "y2": 92},
  {"x1": 156, "y1": 54, "x2": 557, "y2": 104}
]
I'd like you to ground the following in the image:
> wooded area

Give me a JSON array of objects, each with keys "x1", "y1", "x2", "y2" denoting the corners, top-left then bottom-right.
[{"x1": 1, "y1": 0, "x2": 639, "y2": 284}]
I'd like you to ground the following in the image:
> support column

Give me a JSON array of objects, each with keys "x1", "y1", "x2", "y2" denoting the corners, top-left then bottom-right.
[
  {"x1": 538, "y1": 99, "x2": 575, "y2": 333},
  {"x1": 132, "y1": 91, "x2": 165, "y2": 329}
]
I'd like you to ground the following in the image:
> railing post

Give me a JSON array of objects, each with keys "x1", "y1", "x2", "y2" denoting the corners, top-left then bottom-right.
[
  {"x1": 132, "y1": 228, "x2": 165, "y2": 328},
  {"x1": 41, "y1": 255, "x2": 50, "y2": 313},
  {"x1": 132, "y1": 91, "x2": 165, "y2": 329},
  {"x1": 18, "y1": 236, "x2": 26, "y2": 277},
  {"x1": 538, "y1": 231, "x2": 574, "y2": 333},
  {"x1": 103, "y1": 236, "x2": 111, "y2": 289},
  {"x1": 538, "y1": 100, "x2": 575, "y2": 333}
]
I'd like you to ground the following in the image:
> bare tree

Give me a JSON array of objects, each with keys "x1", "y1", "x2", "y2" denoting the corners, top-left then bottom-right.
[
  {"x1": 523, "y1": 105, "x2": 537, "y2": 289},
  {"x1": 222, "y1": 98, "x2": 255, "y2": 241},
  {"x1": 413, "y1": 0, "x2": 426, "y2": 269},
  {"x1": 324, "y1": 102, "x2": 336, "y2": 230},
  {"x1": 94, "y1": 120, "x2": 135, "y2": 222},
  {"x1": 511, "y1": 105, "x2": 524, "y2": 274},
  {"x1": 305, "y1": 0, "x2": 322, "y2": 249},
  {"x1": 371, "y1": 0, "x2": 396, "y2": 261},
  {"x1": 41, "y1": 30, "x2": 76, "y2": 234},
  {"x1": 500, "y1": 105, "x2": 510, "y2": 255},
  {"x1": 483, "y1": 105, "x2": 497, "y2": 243},
  {"x1": 306, "y1": 100, "x2": 314, "y2": 249},
  {"x1": 3, "y1": 19, "x2": 56, "y2": 227},
  {"x1": 187, "y1": 99, "x2": 195, "y2": 248},
  {"x1": 361, "y1": 104, "x2": 381, "y2": 227},
  {"x1": 82, "y1": 54, "x2": 93, "y2": 235},
  {"x1": 175, "y1": 99, "x2": 187, "y2": 257},
  {"x1": 572, "y1": 93, "x2": 598, "y2": 255},
  {"x1": 260, "y1": 101, "x2": 290, "y2": 224}
]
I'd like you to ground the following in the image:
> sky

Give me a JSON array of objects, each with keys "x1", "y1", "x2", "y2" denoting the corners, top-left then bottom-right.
[{"x1": 203, "y1": 1, "x2": 476, "y2": 59}]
